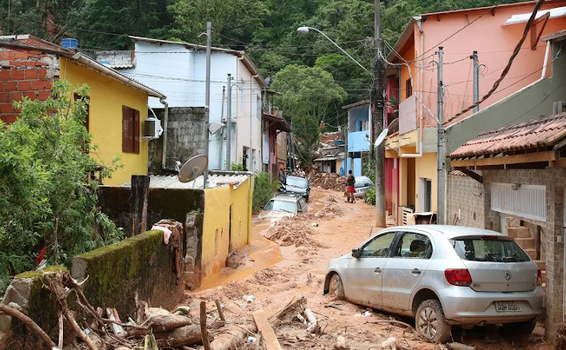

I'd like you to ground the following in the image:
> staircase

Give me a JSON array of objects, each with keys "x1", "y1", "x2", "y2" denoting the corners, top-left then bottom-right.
[{"x1": 507, "y1": 226, "x2": 546, "y2": 286}]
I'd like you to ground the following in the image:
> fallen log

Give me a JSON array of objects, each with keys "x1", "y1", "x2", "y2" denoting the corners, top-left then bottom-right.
[
  {"x1": 0, "y1": 303, "x2": 56, "y2": 349},
  {"x1": 131, "y1": 314, "x2": 193, "y2": 337},
  {"x1": 155, "y1": 325, "x2": 203, "y2": 348},
  {"x1": 200, "y1": 301, "x2": 211, "y2": 350},
  {"x1": 210, "y1": 324, "x2": 256, "y2": 350}
]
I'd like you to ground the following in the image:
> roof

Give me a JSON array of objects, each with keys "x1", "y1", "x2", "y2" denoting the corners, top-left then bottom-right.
[
  {"x1": 129, "y1": 35, "x2": 266, "y2": 88},
  {"x1": 386, "y1": 225, "x2": 504, "y2": 240},
  {"x1": 542, "y1": 29, "x2": 566, "y2": 42},
  {"x1": 69, "y1": 53, "x2": 165, "y2": 98},
  {"x1": 0, "y1": 34, "x2": 65, "y2": 52},
  {"x1": 263, "y1": 113, "x2": 292, "y2": 132},
  {"x1": 450, "y1": 113, "x2": 566, "y2": 159},
  {"x1": 93, "y1": 50, "x2": 135, "y2": 69},
  {"x1": 123, "y1": 171, "x2": 253, "y2": 190},
  {"x1": 342, "y1": 100, "x2": 370, "y2": 110}
]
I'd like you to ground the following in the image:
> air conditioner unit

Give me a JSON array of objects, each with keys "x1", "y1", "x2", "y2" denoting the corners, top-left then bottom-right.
[{"x1": 143, "y1": 117, "x2": 163, "y2": 139}]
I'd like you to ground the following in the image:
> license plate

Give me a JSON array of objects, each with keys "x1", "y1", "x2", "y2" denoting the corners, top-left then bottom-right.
[{"x1": 495, "y1": 302, "x2": 522, "y2": 312}]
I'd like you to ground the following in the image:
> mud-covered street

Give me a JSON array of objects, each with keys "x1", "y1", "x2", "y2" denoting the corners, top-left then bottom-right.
[{"x1": 184, "y1": 188, "x2": 552, "y2": 350}]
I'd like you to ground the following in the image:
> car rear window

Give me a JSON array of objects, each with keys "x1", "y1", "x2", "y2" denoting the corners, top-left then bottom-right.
[{"x1": 450, "y1": 237, "x2": 530, "y2": 262}]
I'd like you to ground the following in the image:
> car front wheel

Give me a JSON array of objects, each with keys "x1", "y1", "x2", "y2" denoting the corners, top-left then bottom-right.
[
  {"x1": 328, "y1": 273, "x2": 345, "y2": 300},
  {"x1": 415, "y1": 299, "x2": 451, "y2": 343}
]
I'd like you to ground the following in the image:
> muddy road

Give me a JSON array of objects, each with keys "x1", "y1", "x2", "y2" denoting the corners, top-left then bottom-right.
[{"x1": 184, "y1": 188, "x2": 550, "y2": 350}]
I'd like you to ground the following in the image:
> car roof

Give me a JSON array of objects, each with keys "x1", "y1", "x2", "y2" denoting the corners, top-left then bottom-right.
[
  {"x1": 271, "y1": 194, "x2": 300, "y2": 202},
  {"x1": 384, "y1": 225, "x2": 506, "y2": 240},
  {"x1": 287, "y1": 176, "x2": 308, "y2": 181},
  {"x1": 356, "y1": 176, "x2": 371, "y2": 181}
]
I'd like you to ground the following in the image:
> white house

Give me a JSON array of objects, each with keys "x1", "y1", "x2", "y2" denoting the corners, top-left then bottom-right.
[{"x1": 94, "y1": 36, "x2": 266, "y2": 172}]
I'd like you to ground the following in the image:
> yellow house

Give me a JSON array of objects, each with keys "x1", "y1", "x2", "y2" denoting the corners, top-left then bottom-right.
[{"x1": 60, "y1": 53, "x2": 166, "y2": 186}]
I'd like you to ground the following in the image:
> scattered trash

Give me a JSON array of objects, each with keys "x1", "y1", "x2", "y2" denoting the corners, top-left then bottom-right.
[
  {"x1": 362, "y1": 311, "x2": 371, "y2": 316},
  {"x1": 311, "y1": 223, "x2": 319, "y2": 227},
  {"x1": 243, "y1": 295, "x2": 255, "y2": 303},
  {"x1": 334, "y1": 335, "x2": 350, "y2": 350},
  {"x1": 304, "y1": 308, "x2": 319, "y2": 333},
  {"x1": 247, "y1": 336, "x2": 257, "y2": 343},
  {"x1": 325, "y1": 304, "x2": 343, "y2": 311},
  {"x1": 174, "y1": 306, "x2": 190, "y2": 316},
  {"x1": 297, "y1": 313, "x2": 307, "y2": 325},
  {"x1": 151, "y1": 225, "x2": 172, "y2": 244}
]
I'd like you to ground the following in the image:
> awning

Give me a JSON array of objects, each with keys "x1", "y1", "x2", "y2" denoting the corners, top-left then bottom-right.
[
  {"x1": 263, "y1": 113, "x2": 292, "y2": 132},
  {"x1": 503, "y1": 6, "x2": 566, "y2": 26}
]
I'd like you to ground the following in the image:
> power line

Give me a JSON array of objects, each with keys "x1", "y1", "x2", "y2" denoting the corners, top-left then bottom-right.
[{"x1": 444, "y1": 0, "x2": 547, "y2": 125}]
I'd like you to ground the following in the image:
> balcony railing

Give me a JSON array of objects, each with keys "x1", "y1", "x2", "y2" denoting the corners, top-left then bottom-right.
[{"x1": 399, "y1": 95, "x2": 417, "y2": 135}]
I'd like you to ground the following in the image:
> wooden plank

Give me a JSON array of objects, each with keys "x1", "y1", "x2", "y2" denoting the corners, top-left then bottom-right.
[
  {"x1": 253, "y1": 309, "x2": 282, "y2": 350},
  {"x1": 130, "y1": 175, "x2": 150, "y2": 236},
  {"x1": 451, "y1": 150, "x2": 556, "y2": 168},
  {"x1": 460, "y1": 169, "x2": 483, "y2": 183}
]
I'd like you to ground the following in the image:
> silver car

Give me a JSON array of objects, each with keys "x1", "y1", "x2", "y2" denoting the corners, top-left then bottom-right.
[{"x1": 323, "y1": 225, "x2": 544, "y2": 343}]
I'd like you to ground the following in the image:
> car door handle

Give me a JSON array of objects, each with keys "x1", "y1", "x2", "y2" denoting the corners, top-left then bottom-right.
[
  {"x1": 412, "y1": 268, "x2": 421, "y2": 275},
  {"x1": 374, "y1": 267, "x2": 382, "y2": 274}
]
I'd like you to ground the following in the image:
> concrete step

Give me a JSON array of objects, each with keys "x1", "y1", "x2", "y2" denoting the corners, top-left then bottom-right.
[
  {"x1": 515, "y1": 237, "x2": 536, "y2": 250},
  {"x1": 534, "y1": 260, "x2": 546, "y2": 270},
  {"x1": 524, "y1": 248, "x2": 537, "y2": 260},
  {"x1": 507, "y1": 226, "x2": 531, "y2": 239}
]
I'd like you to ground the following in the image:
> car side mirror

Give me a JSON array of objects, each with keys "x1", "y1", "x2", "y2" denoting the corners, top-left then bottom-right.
[{"x1": 352, "y1": 248, "x2": 361, "y2": 259}]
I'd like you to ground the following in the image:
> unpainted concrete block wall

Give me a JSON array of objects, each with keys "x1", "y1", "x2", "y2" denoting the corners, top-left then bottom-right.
[
  {"x1": 148, "y1": 107, "x2": 208, "y2": 173},
  {"x1": 446, "y1": 172, "x2": 484, "y2": 228}
]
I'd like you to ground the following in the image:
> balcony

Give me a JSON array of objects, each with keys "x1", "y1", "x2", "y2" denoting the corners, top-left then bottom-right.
[
  {"x1": 399, "y1": 95, "x2": 417, "y2": 135},
  {"x1": 347, "y1": 130, "x2": 370, "y2": 153}
]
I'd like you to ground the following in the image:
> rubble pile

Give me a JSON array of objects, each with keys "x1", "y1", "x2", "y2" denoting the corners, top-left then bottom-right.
[
  {"x1": 310, "y1": 173, "x2": 345, "y2": 192},
  {"x1": 266, "y1": 218, "x2": 323, "y2": 248},
  {"x1": 315, "y1": 203, "x2": 343, "y2": 219}
]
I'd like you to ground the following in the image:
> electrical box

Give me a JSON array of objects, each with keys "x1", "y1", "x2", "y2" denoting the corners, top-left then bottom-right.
[{"x1": 143, "y1": 117, "x2": 163, "y2": 139}]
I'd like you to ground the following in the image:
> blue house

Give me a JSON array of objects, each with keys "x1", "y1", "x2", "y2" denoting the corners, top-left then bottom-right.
[{"x1": 343, "y1": 100, "x2": 370, "y2": 177}]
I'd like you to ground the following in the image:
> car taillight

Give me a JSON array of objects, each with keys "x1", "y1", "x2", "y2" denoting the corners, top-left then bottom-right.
[
  {"x1": 536, "y1": 269, "x2": 542, "y2": 286},
  {"x1": 445, "y1": 269, "x2": 472, "y2": 286}
]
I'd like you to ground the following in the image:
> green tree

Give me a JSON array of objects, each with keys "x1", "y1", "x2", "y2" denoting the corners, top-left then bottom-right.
[
  {"x1": 0, "y1": 80, "x2": 122, "y2": 290},
  {"x1": 271, "y1": 65, "x2": 347, "y2": 166}
]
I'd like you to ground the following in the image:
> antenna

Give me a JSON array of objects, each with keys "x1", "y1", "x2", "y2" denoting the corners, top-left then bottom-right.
[
  {"x1": 178, "y1": 155, "x2": 208, "y2": 184},
  {"x1": 374, "y1": 128, "x2": 389, "y2": 147}
]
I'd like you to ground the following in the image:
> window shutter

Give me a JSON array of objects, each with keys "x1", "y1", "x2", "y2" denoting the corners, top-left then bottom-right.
[
  {"x1": 122, "y1": 106, "x2": 132, "y2": 153},
  {"x1": 133, "y1": 109, "x2": 140, "y2": 154}
]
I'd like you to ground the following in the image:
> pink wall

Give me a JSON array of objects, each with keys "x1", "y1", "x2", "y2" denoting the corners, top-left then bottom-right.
[{"x1": 407, "y1": 1, "x2": 566, "y2": 127}]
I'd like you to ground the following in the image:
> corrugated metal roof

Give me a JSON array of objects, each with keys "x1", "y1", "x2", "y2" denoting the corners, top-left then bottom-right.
[
  {"x1": 450, "y1": 113, "x2": 566, "y2": 159},
  {"x1": 122, "y1": 171, "x2": 252, "y2": 190}
]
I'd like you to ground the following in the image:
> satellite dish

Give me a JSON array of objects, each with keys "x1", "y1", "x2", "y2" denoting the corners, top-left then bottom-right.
[
  {"x1": 209, "y1": 122, "x2": 224, "y2": 135},
  {"x1": 178, "y1": 155, "x2": 208, "y2": 183},
  {"x1": 374, "y1": 128, "x2": 389, "y2": 147}
]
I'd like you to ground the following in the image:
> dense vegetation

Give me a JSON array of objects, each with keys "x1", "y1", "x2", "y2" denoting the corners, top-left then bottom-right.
[{"x1": 0, "y1": 81, "x2": 123, "y2": 290}]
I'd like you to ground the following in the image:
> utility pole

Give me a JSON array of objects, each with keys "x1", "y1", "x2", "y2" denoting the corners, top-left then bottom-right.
[
  {"x1": 373, "y1": 0, "x2": 386, "y2": 228},
  {"x1": 204, "y1": 21, "x2": 212, "y2": 187},
  {"x1": 226, "y1": 74, "x2": 232, "y2": 170},
  {"x1": 289, "y1": 120, "x2": 295, "y2": 169},
  {"x1": 472, "y1": 51, "x2": 480, "y2": 113},
  {"x1": 437, "y1": 47, "x2": 445, "y2": 225},
  {"x1": 219, "y1": 85, "x2": 225, "y2": 169}
]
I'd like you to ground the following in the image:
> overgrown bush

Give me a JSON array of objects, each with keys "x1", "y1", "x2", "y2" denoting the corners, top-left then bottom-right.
[
  {"x1": 0, "y1": 80, "x2": 123, "y2": 291},
  {"x1": 365, "y1": 185, "x2": 376, "y2": 205},
  {"x1": 252, "y1": 172, "x2": 280, "y2": 211},
  {"x1": 231, "y1": 163, "x2": 245, "y2": 171}
]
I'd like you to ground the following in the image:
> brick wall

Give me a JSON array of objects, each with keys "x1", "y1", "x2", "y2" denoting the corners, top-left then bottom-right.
[
  {"x1": 447, "y1": 171, "x2": 484, "y2": 228},
  {"x1": 0, "y1": 47, "x2": 59, "y2": 124},
  {"x1": 483, "y1": 168, "x2": 566, "y2": 343}
]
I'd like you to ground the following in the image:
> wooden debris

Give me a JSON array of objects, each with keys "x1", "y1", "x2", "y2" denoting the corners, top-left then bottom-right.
[
  {"x1": 304, "y1": 308, "x2": 318, "y2": 333},
  {"x1": 155, "y1": 325, "x2": 203, "y2": 348},
  {"x1": 200, "y1": 301, "x2": 211, "y2": 350},
  {"x1": 210, "y1": 324, "x2": 255, "y2": 350},
  {"x1": 215, "y1": 300, "x2": 226, "y2": 321},
  {"x1": 447, "y1": 343, "x2": 475, "y2": 350},
  {"x1": 0, "y1": 303, "x2": 57, "y2": 349},
  {"x1": 253, "y1": 309, "x2": 282, "y2": 350}
]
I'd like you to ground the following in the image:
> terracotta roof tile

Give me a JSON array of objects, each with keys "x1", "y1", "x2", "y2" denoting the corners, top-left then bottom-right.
[{"x1": 450, "y1": 113, "x2": 566, "y2": 159}]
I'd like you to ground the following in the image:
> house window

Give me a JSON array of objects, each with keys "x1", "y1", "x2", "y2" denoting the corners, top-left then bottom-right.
[
  {"x1": 405, "y1": 78, "x2": 413, "y2": 98},
  {"x1": 359, "y1": 119, "x2": 368, "y2": 131},
  {"x1": 74, "y1": 93, "x2": 90, "y2": 131},
  {"x1": 122, "y1": 106, "x2": 140, "y2": 154}
]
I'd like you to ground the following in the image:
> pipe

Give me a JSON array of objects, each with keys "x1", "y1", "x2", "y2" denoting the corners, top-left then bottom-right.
[
  {"x1": 401, "y1": 18, "x2": 424, "y2": 159},
  {"x1": 160, "y1": 97, "x2": 169, "y2": 170},
  {"x1": 541, "y1": 40, "x2": 550, "y2": 79}
]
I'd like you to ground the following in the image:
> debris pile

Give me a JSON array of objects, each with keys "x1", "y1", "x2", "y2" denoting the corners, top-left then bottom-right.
[
  {"x1": 315, "y1": 203, "x2": 343, "y2": 219},
  {"x1": 0, "y1": 270, "x2": 258, "y2": 350},
  {"x1": 558, "y1": 323, "x2": 566, "y2": 349},
  {"x1": 266, "y1": 218, "x2": 323, "y2": 248},
  {"x1": 310, "y1": 173, "x2": 345, "y2": 192}
]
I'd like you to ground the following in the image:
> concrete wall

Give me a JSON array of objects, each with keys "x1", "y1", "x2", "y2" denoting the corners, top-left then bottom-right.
[
  {"x1": 201, "y1": 177, "x2": 253, "y2": 284},
  {"x1": 446, "y1": 42, "x2": 566, "y2": 151},
  {"x1": 414, "y1": 153, "x2": 438, "y2": 212},
  {"x1": 148, "y1": 107, "x2": 207, "y2": 173},
  {"x1": 60, "y1": 57, "x2": 151, "y2": 186},
  {"x1": 446, "y1": 172, "x2": 484, "y2": 228},
  {"x1": 71, "y1": 229, "x2": 185, "y2": 318},
  {"x1": 483, "y1": 168, "x2": 566, "y2": 342}
]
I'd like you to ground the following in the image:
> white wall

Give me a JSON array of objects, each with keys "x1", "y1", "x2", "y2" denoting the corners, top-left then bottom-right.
[
  {"x1": 120, "y1": 41, "x2": 259, "y2": 170},
  {"x1": 235, "y1": 59, "x2": 262, "y2": 172}
]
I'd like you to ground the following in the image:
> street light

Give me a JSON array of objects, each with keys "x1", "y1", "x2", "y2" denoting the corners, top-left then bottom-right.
[{"x1": 297, "y1": 26, "x2": 371, "y2": 75}]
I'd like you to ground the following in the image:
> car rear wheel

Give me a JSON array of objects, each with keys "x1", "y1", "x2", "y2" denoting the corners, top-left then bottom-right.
[
  {"x1": 328, "y1": 273, "x2": 345, "y2": 300},
  {"x1": 415, "y1": 299, "x2": 451, "y2": 343},
  {"x1": 501, "y1": 318, "x2": 537, "y2": 335}
]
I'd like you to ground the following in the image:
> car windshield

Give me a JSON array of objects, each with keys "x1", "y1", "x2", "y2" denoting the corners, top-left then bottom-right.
[
  {"x1": 355, "y1": 177, "x2": 372, "y2": 188},
  {"x1": 264, "y1": 199, "x2": 297, "y2": 213},
  {"x1": 286, "y1": 177, "x2": 308, "y2": 189},
  {"x1": 450, "y1": 237, "x2": 530, "y2": 262}
]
